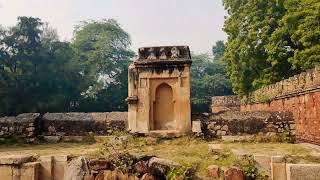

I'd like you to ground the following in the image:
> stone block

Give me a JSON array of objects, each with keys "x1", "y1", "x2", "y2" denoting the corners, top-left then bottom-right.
[
  {"x1": 21, "y1": 162, "x2": 40, "y2": 180},
  {"x1": 134, "y1": 161, "x2": 148, "y2": 174},
  {"x1": 191, "y1": 121, "x2": 202, "y2": 133},
  {"x1": 224, "y1": 167, "x2": 244, "y2": 180},
  {"x1": 0, "y1": 155, "x2": 33, "y2": 165},
  {"x1": 271, "y1": 163, "x2": 286, "y2": 180},
  {"x1": 43, "y1": 136, "x2": 61, "y2": 143},
  {"x1": 0, "y1": 165, "x2": 13, "y2": 179},
  {"x1": 53, "y1": 155, "x2": 68, "y2": 180},
  {"x1": 39, "y1": 156, "x2": 54, "y2": 180},
  {"x1": 207, "y1": 165, "x2": 219, "y2": 178},
  {"x1": 253, "y1": 155, "x2": 271, "y2": 175},
  {"x1": 271, "y1": 155, "x2": 285, "y2": 163},
  {"x1": 64, "y1": 156, "x2": 89, "y2": 180},
  {"x1": 286, "y1": 164, "x2": 320, "y2": 180},
  {"x1": 148, "y1": 157, "x2": 179, "y2": 176},
  {"x1": 88, "y1": 159, "x2": 110, "y2": 171}
]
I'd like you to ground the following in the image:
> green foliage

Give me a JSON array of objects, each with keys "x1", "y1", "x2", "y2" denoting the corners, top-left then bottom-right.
[
  {"x1": 223, "y1": 0, "x2": 320, "y2": 96},
  {"x1": 236, "y1": 155, "x2": 259, "y2": 180},
  {"x1": 191, "y1": 51, "x2": 233, "y2": 112},
  {"x1": 0, "y1": 17, "x2": 88, "y2": 115},
  {"x1": 166, "y1": 166, "x2": 194, "y2": 180},
  {"x1": 72, "y1": 19, "x2": 135, "y2": 112},
  {"x1": 0, "y1": 17, "x2": 134, "y2": 116}
]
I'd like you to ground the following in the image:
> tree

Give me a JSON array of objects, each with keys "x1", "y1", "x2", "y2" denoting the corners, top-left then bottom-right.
[
  {"x1": 268, "y1": 0, "x2": 320, "y2": 71},
  {"x1": 72, "y1": 19, "x2": 135, "y2": 112},
  {"x1": 223, "y1": 0, "x2": 288, "y2": 96},
  {"x1": 191, "y1": 53, "x2": 233, "y2": 112},
  {"x1": 212, "y1": 40, "x2": 226, "y2": 61},
  {"x1": 0, "y1": 17, "x2": 89, "y2": 115},
  {"x1": 222, "y1": 0, "x2": 320, "y2": 96}
]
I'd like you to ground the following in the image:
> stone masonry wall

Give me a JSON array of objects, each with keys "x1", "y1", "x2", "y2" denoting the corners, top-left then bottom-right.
[
  {"x1": 0, "y1": 112, "x2": 127, "y2": 143},
  {"x1": 192, "y1": 111, "x2": 295, "y2": 139},
  {"x1": 241, "y1": 66, "x2": 320, "y2": 145},
  {"x1": 42, "y1": 112, "x2": 127, "y2": 136},
  {"x1": 211, "y1": 96, "x2": 240, "y2": 113},
  {"x1": 0, "y1": 113, "x2": 40, "y2": 143}
]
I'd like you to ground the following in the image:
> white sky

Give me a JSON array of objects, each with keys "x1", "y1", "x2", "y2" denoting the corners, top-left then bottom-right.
[{"x1": 0, "y1": 0, "x2": 227, "y2": 53}]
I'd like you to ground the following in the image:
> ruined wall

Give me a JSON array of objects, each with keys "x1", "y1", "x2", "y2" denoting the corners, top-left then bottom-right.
[
  {"x1": 192, "y1": 111, "x2": 295, "y2": 139},
  {"x1": 241, "y1": 66, "x2": 320, "y2": 145},
  {"x1": 211, "y1": 96, "x2": 240, "y2": 113},
  {"x1": 0, "y1": 112, "x2": 127, "y2": 143},
  {"x1": 42, "y1": 112, "x2": 127, "y2": 136},
  {"x1": 0, "y1": 113, "x2": 40, "y2": 143}
]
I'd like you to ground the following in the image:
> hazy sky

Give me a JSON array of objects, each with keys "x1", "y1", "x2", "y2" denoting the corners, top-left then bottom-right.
[{"x1": 0, "y1": 0, "x2": 227, "y2": 53}]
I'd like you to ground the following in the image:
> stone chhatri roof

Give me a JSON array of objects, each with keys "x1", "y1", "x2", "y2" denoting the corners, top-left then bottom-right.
[{"x1": 134, "y1": 46, "x2": 192, "y2": 66}]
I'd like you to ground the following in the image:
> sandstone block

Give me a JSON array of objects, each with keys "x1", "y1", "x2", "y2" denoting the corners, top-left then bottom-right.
[
  {"x1": 43, "y1": 136, "x2": 61, "y2": 143},
  {"x1": 39, "y1": 156, "x2": 53, "y2": 180},
  {"x1": 64, "y1": 156, "x2": 90, "y2": 180},
  {"x1": 192, "y1": 121, "x2": 202, "y2": 133},
  {"x1": 0, "y1": 165, "x2": 13, "y2": 179},
  {"x1": 271, "y1": 163, "x2": 286, "y2": 180},
  {"x1": 224, "y1": 167, "x2": 244, "y2": 180},
  {"x1": 53, "y1": 155, "x2": 68, "y2": 180},
  {"x1": 0, "y1": 155, "x2": 33, "y2": 165},
  {"x1": 207, "y1": 165, "x2": 219, "y2": 178},
  {"x1": 253, "y1": 155, "x2": 271, "y2": 175},
  {"x1": 286, "y1": 164, "x2": 320, "y2": 180},
  {"x1": 134, "y1": 161, "x2": 148, "y2": 174},
  {"x1": 21, "y1": 162, "x2": 40, "y2": 180}
]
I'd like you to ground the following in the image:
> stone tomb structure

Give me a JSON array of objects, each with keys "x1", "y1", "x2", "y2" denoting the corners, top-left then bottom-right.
[{"x1": 127, "y1": 46, "x2": 192, "y2": 134}]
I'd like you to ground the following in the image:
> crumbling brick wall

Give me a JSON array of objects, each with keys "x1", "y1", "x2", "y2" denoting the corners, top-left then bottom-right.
[
  {"x1": 241, "y1": 66, "x2": 320, "y2": 145},
  {"x1": 211, "y1": 96, "x2": 240, "y2": 113}
]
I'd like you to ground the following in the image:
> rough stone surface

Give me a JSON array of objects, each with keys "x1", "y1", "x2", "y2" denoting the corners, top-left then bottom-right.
[
  {"x1": 224, "y1": 167, "x2": 244, "y2": 180},
  {"x1": 64, "y1": 156, "x2": 90, "y2": 180},
  {"x1": 42, "y1": 112, "x2": 126, "y2": 136},
  {"x1": 192, "y1": 111, "x2": 294, "y2": 139},
  {"x1": 134, "y1": 161, "x2": 148, "y2": 174},
  {"x1": 88, "y1": 159, "x2": 110, "y2": 171},
  {"x1": 0, "y1": 155, "x2": 32, "y2": 165},
  {"x1": 207, "y1": 165, "x2": 219, "y2": 178},
  {"x1": 254, "y1": 155, "x2": 271, "y2": 175},
  {"x1": 148, "y1": 157, "x2": 179, "y2": 176},
  {"x1": 211, "y1": 95, "x2": 240, "y2": 113},
  {"x1": 286, "y1": 164, "x2": 320, "y2": 180},
  {"x1": 20, "y1": 162, "x2": 40, "y2": 180}
]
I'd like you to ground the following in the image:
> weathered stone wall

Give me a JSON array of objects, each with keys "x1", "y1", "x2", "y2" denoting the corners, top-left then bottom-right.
[
  {"x1": 42, "y1": 112, "x2": 127, "y2": 136},
  {"x1": 211, "y1": 95, "x2": 240, "y2": 113},
  {"x1": 0, "y1": 113, "x2": 40, "y2": 143},
  {"x1": 241, "y1": 66, "x2": 320, "y2": 145},
  {"x1": 0, "y1": 112, "x2": 127, "y2": 143},
  {"x1": 192, "y1": 111, "x2": 295, "y2": 139}
]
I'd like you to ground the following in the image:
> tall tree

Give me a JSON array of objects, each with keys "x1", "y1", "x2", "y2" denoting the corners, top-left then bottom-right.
[
  {"x1": 0, "y1": 17, "x2": 89, "y2": 116},
  {"x1": 72, "y1": 19, "x2": 135, "y2": 112},
  {"x1": 223, "y1": 0, "x2": 287, "y2": 96},
  {"x1": 212, "y1": 40, "x2": 226, "y2": 61},
  {"x1": 191, "y1": 53, "x2": 233, "y2": 112},
  {"x1": 223, "y1": 0, "x2": 320, "y2": 96}
]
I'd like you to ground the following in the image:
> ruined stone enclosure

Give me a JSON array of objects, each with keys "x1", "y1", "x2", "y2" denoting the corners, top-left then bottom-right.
[{"x1": 127, "y1": 46, "x2": 192, "y2": 134}]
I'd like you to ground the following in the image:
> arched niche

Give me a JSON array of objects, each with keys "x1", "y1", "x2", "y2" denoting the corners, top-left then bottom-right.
[{"x1": 153, "y1": 83, "x2": 175, "y2": 130}]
